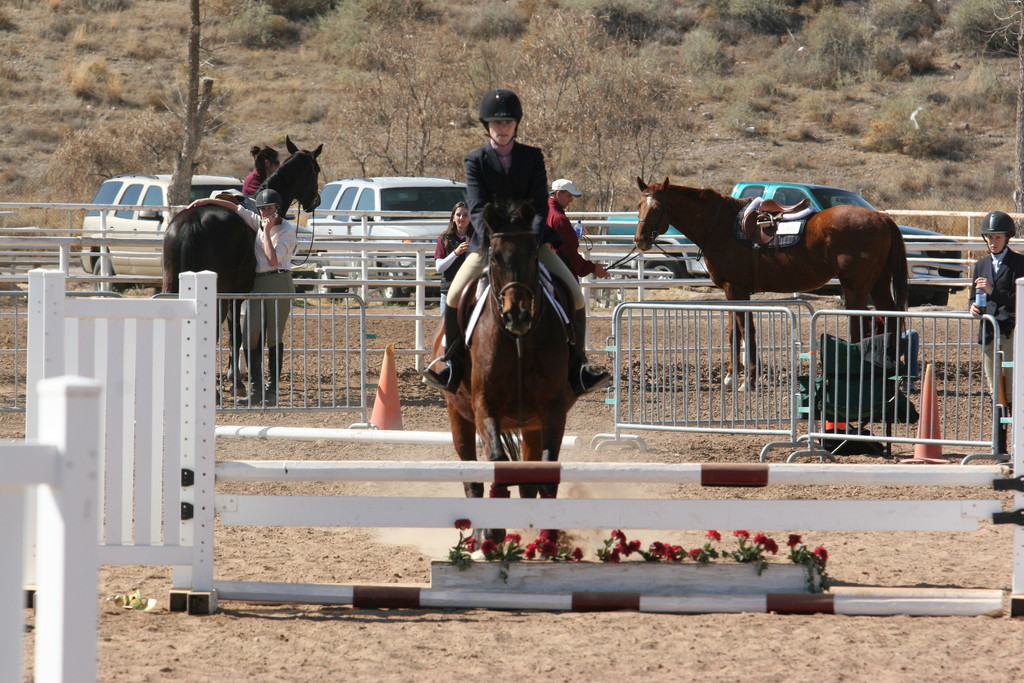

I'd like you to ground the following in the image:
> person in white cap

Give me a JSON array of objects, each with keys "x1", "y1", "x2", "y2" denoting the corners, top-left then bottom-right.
[{"x1": 547, "y1": 178, "x2": 609, "y2": 282}]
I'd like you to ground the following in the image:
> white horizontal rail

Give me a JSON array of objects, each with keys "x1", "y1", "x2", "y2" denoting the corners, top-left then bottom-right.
[
  {"x1": 215, "y1": 496, "x2": 1002, "y2": 532},
  {"x1": 215, "y1": 426, "x2": 581, "y2": 449}
]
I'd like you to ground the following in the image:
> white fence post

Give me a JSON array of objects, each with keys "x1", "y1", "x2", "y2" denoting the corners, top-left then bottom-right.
[
  {"x1": 34, "y1": 376, "x2": 102, "y2": 683},
  {"x1": 1, "y1": 376, "x2": 101, "y2": 683},
  {"x1": 1012, "y1": 277, "x2": 1024, "y2": 616}
]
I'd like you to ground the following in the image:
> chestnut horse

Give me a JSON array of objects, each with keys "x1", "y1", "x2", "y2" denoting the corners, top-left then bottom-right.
[
  {"x1": 634, "y1": 177, "x2": 908, "y2": 389},
  {"x1": 434, "y1": 201, "x2": 576, "y2": 543}
]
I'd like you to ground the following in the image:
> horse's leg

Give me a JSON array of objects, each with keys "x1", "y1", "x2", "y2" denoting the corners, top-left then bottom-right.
[
  {"x1": 740, "y1": 310, "x2": 758, "y2": 391},
  {"x1": 478, "y1": 413, "x2": 509, "y2": 543},
  {"x1": 841, "y1": 285, "x2": 872, "y2": 342},
  {"x1": 227, "y1": 299, "x2": 246, "y2": 394},
  {"x1": 536, "y1": 412, "x2": 568, "y2": 545},
  {"x1": 517, "y1": 430, "x2": 543, "y2": 499}
]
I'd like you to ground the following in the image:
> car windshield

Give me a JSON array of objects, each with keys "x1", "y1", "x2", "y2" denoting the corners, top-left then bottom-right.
[
  {"x1": 808, "y1": 187, "x2": 875, "y2": 210},
  {"x1": 379, "y1": 187, "x2": 467, "y2": 218}
]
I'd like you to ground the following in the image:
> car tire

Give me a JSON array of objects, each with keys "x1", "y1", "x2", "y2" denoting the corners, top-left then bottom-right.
[
  {"x1": 645, "y1": 259, "x2": 686, "y2": 279},
  {"x1": 382, "y1": 283, "x2": 410, "y2": 302}
]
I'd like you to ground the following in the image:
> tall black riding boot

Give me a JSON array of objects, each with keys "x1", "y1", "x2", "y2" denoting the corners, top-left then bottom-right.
[
  {"x1": 265, "y1": 343, "x2": 283, "y2": 407},
  {"x1": 422, "y1": 304, "x2": 464, "y2": 393},
  {"x1": 570, "y1": 308, "x2": 611, "y2": 397},
  {"x1": 244, "y1": 341, "x2": 264, "y2": 407}
]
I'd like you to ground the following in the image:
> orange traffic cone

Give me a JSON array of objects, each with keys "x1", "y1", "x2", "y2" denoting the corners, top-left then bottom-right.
[
  {"x1": 901, "y1": 363, "x2": 949, "y2": 464},
  {"x1": 370, "y1": 344, "x2": 403, "y2": 430}
]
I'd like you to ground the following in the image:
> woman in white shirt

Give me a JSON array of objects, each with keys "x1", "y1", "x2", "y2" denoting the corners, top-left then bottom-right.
[{"x1": 188, "y1": 188, "x2": 297, "y2": 406}]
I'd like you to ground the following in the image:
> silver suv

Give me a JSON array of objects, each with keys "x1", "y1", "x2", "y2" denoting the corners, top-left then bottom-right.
[
  {"x1": 302, "y1": 176, "x2": 467, "y2": 238},
  {"x1": 81, "y1": 173, "x2": 243, "y2": 278},
  {"x1": 302, "y1": 176, "x2": 467, "y2": 299}
]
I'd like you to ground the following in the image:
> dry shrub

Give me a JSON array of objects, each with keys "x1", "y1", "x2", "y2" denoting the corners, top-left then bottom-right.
[
  {"x1": 677, "y1": 27, "x2": 731, "y2": 75},
  {"x1": 868, "y1": 0, "x2": 940, "y2": 40},
  {"x1": 313, "y1": 2, "x2": 369, "y2": 61},
  {"x1": 861, "y1": 99, "x2": 967, "y2": 160},
  {"x1": 70, "y1": 22, "x2": 97, "y2": 50},
  {"x1": 944, "y1": 0, "x2": 1017, "y2": 54},
  {"x1": 66, "y1": 56, "x2": 123, "y2": 103},
  {"x1": 723, "y1": 0, "x2": 802, "y2": 36},
  {"x1": 35, "y1": 14, "x2": 78, "y2": 41},
  {"x1": 265, "y1": 0, "x2": 335, "y2": 20},
  {"x1": 221, "y1": 1, "x2": 301, "y2": 49},
  {"x1": 872, "y1": 43, "x2": 910, "y2": 80},
  {"x1": 0, "y1": 60, "x2": 19, "y2": 83},
  {"x1": 903, "y1": 41, "x2": 939, "y2": 74},
  {"x1": 799, "y1": 6, "x2": 873, "y2": 86},
  {"x1": 462, "y1": 2, "x2": 528, "y2": 41},
  {"x1": 585, "y1": 0, "x2": 660, "y2": 43},
  {"x1": 46, "y1": 110, "x2": 184, "y2": 200},
  {"x1": 0, "y1": 10, "x2": 15, "y2": 31},
  {"x1": 829, "y1": 111, "x2": 861, "y2": 135},
  {"x1": 945, "y1": 63, "x2": 1015, "y2": 124}
]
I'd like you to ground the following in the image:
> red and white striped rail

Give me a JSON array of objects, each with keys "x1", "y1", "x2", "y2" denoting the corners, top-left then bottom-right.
[
  {"x1": 210, "y1": 581, "x2": 1003, "y2": 618},
  {"x1": 216, "y1": 460, "x2": 1008, "y2": 486}
]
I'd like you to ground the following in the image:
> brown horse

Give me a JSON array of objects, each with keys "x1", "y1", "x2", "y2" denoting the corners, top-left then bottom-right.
[
  {"x1": 634, "y1": 177, "x2": 908, "y2": 389},
  {"x1": 435, "y1": 201, "x2": 576, "y2": 543}
]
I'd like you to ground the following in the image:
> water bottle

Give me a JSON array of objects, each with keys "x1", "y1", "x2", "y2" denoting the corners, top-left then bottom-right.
[
  {"x1": 574, "y1": 220, "x2": 583, "y2": 238},
  {"x1": 976, "y1": 290, "x2": 987, "y2": 308}
]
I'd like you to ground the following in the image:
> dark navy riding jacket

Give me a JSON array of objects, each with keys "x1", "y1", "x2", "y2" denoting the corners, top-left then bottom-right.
[
  {"x1": 970, "y1": 247, "x2": 1024, "y2": 344},
  {"x1": 464, "y1": 141, "x2": 560, "y2": 254}
]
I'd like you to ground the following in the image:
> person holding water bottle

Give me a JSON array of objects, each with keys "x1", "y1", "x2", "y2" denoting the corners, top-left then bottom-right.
[
  {"x1": 970, "y1": 211, "x2": 1023, "y2": 415},
  {"x1": 546, "y1": 178, "x2": 609, "y2": 282}
]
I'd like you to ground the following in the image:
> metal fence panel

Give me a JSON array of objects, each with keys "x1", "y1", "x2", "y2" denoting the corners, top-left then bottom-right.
[{"x1": 594, "y1": 301, "x2": 808, "y2": 454}]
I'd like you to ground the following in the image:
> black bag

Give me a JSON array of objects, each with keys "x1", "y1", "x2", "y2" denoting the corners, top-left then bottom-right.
[{"x1": 819, "y1": 424, "x2": 886, "y2": 457}]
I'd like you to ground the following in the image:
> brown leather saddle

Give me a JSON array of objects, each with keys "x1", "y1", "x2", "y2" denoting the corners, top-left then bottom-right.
[{"x1": 741, "y1": 197, "x2": 812, "y2": 246}]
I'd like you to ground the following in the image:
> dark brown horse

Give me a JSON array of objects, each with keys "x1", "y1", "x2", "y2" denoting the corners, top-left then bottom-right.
[
  {"x1": 634, "y1": 177, "x2": 908, "y2": 389},
  {"x1": 162, "y1": 137, "x2": 322, "y2": 389},
  {"x1": 435, "y1": 202, "x2": 576, "y2": 543}
]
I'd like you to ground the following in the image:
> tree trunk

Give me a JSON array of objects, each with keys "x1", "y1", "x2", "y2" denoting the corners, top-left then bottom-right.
[
  {"x1": 168, "y1": 0, "x2": 212, "y2": 209},
  {"x1": 1016, "y1": 2, "x2": 1024, "y2": 224}
]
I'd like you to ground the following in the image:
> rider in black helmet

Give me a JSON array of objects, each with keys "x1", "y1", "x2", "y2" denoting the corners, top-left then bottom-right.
[
  {"x1": 970, "y1": 210, "x2": 1022, "y2": 452},
  {"x1": 421, "y1": 88, "x2": 611, "y2": 397},
  {"x1": 188, "y1": 185, "x2": 298, "y2": 407}
]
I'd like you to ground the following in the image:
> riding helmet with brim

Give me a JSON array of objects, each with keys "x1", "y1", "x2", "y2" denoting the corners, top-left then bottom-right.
[
  {"x1": 255, "y1": 188, "x2": 282, "y2": 208},
  {"x1": 479, "y1": 88, "x2": 523, "y2": 127},
  {"x1": 980, "y1": 211, "x2": 1016, "y2": 236}
]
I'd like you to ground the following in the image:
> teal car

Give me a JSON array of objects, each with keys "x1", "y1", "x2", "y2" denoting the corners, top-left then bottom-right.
[{"x1": 731, "y1": 181, "x2": 967, "y2": 306}]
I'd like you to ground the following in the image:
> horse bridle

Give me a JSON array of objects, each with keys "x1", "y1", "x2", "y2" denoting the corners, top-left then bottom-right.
[{"x1": 486, "y1": 230, "x2": 543, "y2": 338}]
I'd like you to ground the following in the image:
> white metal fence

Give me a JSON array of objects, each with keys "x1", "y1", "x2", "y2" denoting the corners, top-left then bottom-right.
[{"x1": 596, "y1": 302, "x2": 1005, "y2": 463}]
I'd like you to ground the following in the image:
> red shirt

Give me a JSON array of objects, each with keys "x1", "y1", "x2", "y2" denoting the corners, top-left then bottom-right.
[{"x1": 546, "y1": 197, "x2": 595, "y2": 280}]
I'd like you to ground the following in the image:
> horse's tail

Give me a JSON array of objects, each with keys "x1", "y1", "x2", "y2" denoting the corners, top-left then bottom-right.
[
  {"x1": 162, "y1": 206, "x2": 217, "y2": 294},
  {"x1": 161, "y1": 209, "x2": 190, "y2": 294},
  {"x1": 886, "y1": 214, "x2": 909, "y2": 311}
]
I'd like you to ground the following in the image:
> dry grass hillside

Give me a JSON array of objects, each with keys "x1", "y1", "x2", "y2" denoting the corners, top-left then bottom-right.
[{"x1": 0, "y1": 0, "x2": 1021, "y2": 233}]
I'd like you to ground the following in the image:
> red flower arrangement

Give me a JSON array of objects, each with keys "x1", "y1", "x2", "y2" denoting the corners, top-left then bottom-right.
[
  {"x1": 449, "y1": 523, "x2": 830, "y2": 591},
  {"x1": 786, "y1": 534, "x2": 832, "y2": 591},
  {"x1": 448, "y1": 522, "x2": 584, "y2": 582}
]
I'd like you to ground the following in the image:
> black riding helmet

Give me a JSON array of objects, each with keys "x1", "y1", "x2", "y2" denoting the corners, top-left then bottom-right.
[
  {"x1": 478, "y1": 88, "x2": 523, "y2": 130},
  {"x1": 980, "y1": 211, "x2": 1016, "y2": 236},
  {"x1": 255, "y1": 188, "x2": 282, "y2": 208}
]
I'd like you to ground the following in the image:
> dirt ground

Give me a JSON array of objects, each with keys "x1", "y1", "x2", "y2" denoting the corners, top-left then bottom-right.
[{"x1": 17, "y1": 290, "x2": 1024, "y2": 683}]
